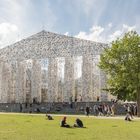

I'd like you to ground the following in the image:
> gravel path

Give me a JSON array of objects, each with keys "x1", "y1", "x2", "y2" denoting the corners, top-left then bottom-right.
[{"x1": 0, "y1": 112, "x2": 140, "y2": 120}]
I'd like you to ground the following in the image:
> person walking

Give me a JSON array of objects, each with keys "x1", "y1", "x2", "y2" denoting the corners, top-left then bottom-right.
[{"x1": 85, "y1": 106, "x2": 90, "y2": 117}]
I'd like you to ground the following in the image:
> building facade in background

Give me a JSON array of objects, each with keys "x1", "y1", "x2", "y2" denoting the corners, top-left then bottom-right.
[{"x1": 0, "y1": 30, "x2": 113, "y2": 103}]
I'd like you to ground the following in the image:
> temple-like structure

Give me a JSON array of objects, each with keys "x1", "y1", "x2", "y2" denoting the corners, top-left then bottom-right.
[{"x1": 0, "y1": 30, "x2": 110, "y2": 103}]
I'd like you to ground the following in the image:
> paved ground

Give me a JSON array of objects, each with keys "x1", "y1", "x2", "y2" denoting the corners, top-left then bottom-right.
[{"x1": 0, "y1": 112, "x2": 140, "y2": 120}]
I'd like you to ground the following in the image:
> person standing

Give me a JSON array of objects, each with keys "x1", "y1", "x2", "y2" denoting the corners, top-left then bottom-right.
[
  {"x1": 20, "y1": 103, "x2": 23, "y2": 112},
  {"x1": 111, "y1": 104, "x2": 115, "y2": 116},
  {"x1": 85, "y1": 106, "x2": 90, "y2": 117}
]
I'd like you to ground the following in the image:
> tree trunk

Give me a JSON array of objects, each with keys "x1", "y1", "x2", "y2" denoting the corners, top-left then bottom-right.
[{"x1": 137, "y1": 87, "x2": 140, "y2": 117}]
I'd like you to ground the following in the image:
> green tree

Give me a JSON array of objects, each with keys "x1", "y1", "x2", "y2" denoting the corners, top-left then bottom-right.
[{"x1": 99, "y1": 31, "x2": 140, "y2": 116}]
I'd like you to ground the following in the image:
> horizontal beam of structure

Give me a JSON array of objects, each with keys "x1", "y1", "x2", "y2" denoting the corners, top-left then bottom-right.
[{"x1": 0, "y1": 31, "x2": 108, "y2": 62}]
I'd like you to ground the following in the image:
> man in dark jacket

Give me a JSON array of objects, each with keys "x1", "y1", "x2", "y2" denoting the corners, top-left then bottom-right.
[{"x1": 85, "y1": 106, "x2": 90, "y2": 116}]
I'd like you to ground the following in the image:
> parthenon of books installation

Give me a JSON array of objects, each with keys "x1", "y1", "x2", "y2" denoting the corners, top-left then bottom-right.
[{"x1": 0, "y1": 30, "x2": 110, "y2": 103}]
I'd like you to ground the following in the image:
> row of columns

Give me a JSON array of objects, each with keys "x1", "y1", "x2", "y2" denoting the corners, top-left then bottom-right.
[{"x1": 0, "y1": 55, "x2": 107, "y2": 103}]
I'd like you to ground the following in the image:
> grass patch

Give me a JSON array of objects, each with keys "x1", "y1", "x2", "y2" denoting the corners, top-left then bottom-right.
[{"x1": 0, "y1": 114, "x2": 139, "y2": 140}]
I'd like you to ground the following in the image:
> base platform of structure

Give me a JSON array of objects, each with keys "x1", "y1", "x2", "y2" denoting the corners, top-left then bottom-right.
[{"x1": 0, "y1": 102, "x2": 126, "y2": 115}]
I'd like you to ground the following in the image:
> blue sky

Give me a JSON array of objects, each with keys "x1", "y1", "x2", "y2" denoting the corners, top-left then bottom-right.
[{"x1": 0, "y1": 0, "x2": 139, "y2": 48}]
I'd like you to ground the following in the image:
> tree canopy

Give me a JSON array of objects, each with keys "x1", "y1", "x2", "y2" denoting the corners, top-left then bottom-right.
[{"x1": 99, "y1": 31, "x2": 140, "y2": 102}]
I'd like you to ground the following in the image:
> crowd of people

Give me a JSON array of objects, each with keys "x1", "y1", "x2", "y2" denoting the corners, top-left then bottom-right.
[
  {"x1": 84, "y1": 104, "x2": 116, "y2": 117},
  {"x1": 85, "y1": 103, "x2": 137, "y2": 121},
  {"x1": 124, "y1": 104, "x2": 137, "y2": 116}
]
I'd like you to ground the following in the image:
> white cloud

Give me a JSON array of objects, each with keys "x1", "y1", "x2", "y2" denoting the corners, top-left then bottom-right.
[
  {"x1": 0, "y1": 0, "x2": 28, "y2": 25},
  {"x1": 122, "y1": 24, "x2": 136, "y2": 31},
  {"x1": 0, "y1": 0, "x2": 57, "y2": 48},
  {"x1": 90, "y1": 26, "x2": 104, "y2": 34},
  {"x1": 0, "y1": 22, "x2": 19, "y2": 48},
  {"x1": 0, "y1": 0, "x2": 57, "y2": 37},
  {"x1": 75, "y1": 25, "x2": 104, "y2": 42},
  {"x1": 64, "y1": 32, "x2": 69, "y2": 36},
  {"x1": 108, "y1": 24, "x2": 136, "y2": 42},
  {"x1": 108, "y1": 30, "x2": 122, "y2": 42},
  {"x1": 75, "y1": 24, "x2": 137, "y2": 43}
]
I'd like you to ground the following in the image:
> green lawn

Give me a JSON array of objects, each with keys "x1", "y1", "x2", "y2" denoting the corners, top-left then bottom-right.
[{"x1": 0, "y1": 114, "x2": 139, "y2": 140}]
